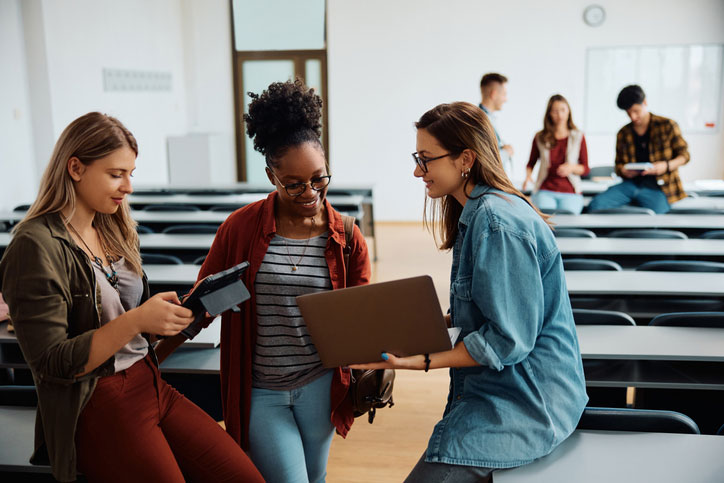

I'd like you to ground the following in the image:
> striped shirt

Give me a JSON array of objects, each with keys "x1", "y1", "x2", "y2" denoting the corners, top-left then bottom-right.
[{"x1": 253, "y1": 232, "x2": 332, "y2": 389}]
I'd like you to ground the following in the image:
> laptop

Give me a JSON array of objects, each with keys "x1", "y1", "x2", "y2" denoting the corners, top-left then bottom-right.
[{"x1": 296, "y1": 275, "x2": 452, "y2": 368}]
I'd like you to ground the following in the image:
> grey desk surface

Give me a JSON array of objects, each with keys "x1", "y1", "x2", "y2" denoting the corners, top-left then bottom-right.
[
  {"x1": 577, "y1": 325, "x2": 724, "y2": 362},
  {"x1": 565, "y1": 270, "x2": 724, "y2": 296},
  {"x1": 552, "y1": 213, "x2": 724, "y2": 229},
  {"x1": 494, "y1": 430, "x2": 724, "y2": 483},
  {"x1": 557, "y1": 237, "x2": 724, "y2": 257}
]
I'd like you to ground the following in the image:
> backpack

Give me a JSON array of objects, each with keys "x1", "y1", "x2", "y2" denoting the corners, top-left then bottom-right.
[{"x1": 341, "y1": 215, "x2": 395, "y2": 424}]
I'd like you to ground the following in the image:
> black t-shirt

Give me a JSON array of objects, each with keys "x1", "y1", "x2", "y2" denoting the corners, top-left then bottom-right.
[{"x1": 632, "y1": 128, "x2": 656, "y2": 186}]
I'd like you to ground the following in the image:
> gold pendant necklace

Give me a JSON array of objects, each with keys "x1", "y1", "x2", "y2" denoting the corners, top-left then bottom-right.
[{"x1": 282, "y1": 216, "x2": 316, "y2": 272}]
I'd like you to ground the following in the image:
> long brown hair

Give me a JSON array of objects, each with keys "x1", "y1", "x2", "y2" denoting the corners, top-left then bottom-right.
[
  {"x1": 14, "y1": 112, "x2": 143, "y2": 275},
  {"x1": 416, "y1": 102, "x2": 550, "y2": 250},
  {"x1": 539, "y1": 94, "x2": 577, "y2": 148}
]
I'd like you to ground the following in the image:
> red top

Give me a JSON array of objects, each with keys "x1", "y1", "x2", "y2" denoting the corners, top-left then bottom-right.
[
  {"x1": 527, "y1": 135, "x2": 589, "y2": 193},
  {"x1": 197, "y1": 191, "x2": 371, "y2": 449}
]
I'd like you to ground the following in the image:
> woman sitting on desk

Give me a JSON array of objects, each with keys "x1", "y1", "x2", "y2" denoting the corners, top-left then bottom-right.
[
  {"x1": 352, "y1": 102, "x2": 588, "y2": 482},
  {"x1": 158, "y1": 79, "x2": 371, "y2": 483},
  {"x1": 0, "y1": 113, "x2": 263, "y2": 483},
  {"x1": 523, "y1": 94, "x2": 590, "y2": 214}
]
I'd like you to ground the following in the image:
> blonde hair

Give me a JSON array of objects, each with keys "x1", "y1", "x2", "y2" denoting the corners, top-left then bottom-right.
[
  {"x1": 15, "y1": 112, "x2": 143, "y2": 275},
  {"x1": 415, "y1": 102, "x2": 551, "y2": 250}
]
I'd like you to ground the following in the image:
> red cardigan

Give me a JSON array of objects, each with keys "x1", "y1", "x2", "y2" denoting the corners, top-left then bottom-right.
[{"x1": 198, "y1": 191, "x2": 371, "y2": 449}]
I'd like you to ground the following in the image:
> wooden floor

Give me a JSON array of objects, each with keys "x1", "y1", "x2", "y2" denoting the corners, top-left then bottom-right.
[{"x1": 327, "y1": 222, "x2": 454, "y2": 483}]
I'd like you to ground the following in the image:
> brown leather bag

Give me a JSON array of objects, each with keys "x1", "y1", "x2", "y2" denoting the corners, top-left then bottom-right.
[{"x1": 341, "y1": 215, "x2": 395, "y2": 423}]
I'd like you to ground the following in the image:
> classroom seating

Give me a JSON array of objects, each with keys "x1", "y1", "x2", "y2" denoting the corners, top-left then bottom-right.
[
  {"x1": 573, "y1": 309, "x2": 635, "y2": 326},
  {"x1": 193, "y1": 256, "x2": 206, "y2": 266},
  {"x1": 541, "y1": 208, "x2": 576, "y2": 215},
  {"x1": 668, "y1": 207, "x2": 724, "y2": 215},
  {"x1": 12, "y1": 205, "x2": 30, "y2": 212},
  {"x1": 577, "y1": 407, "x2": 700, "y2": 434},
  {"x1": 636, "y1": 260, "x2": 724, "y2": 272},
  {"x1": 209, "y1": 204, "x2": 242, "y2": 212},
  {"x1": 554, "y1": 228, "x2": 596, "y2": 238},
  {"x1": 608, "y1": 229, "x2": 688, "y2": 239},
  {"x1": 161, "y1": 224, "x2": 219, "y2": 234},
  {"x1": 0, "y1": 386, "x2": 37, "y2": 407},
  {"x1": 140, "y1": 253, "x2": 184, "y2": 265},
  {"x1": 135, "y1": 225, "x2": 154, "y2": 234},
  {"x1": 700, "y1": 230, "x2": 724, "y2": 239},
  {"x1": 588, "y1": 206, "x2": 656, "y2": 215},
  {"x1": 142, "y1": 204, "x2": 201, "y2": 212},
  {"x1": 564, "y1": 259, "x2": 622, "y2": 271},
  {"x1": 649, "y1": 312, "x2": 724, "y2": 328}
]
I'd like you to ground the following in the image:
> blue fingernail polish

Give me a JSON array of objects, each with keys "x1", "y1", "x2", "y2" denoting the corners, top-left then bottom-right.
[{"x1": 381, "y1": 352, "x2": 389, "y2": 361}]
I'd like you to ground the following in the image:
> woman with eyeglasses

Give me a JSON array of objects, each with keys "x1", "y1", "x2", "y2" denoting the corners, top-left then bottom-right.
[
  {"x1": 351, "y1": 102, "x2": 587, "y2": 482},
  {"x1": 157, "y1": 79, "x2": 371, "y2": 482},
  {"x1": 522, "y1": 94, "x2": 589, "y2": 214}
]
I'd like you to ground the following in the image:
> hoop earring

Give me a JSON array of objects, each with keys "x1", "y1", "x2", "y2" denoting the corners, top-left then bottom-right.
[{"x1": 462, "y1": 168, "x2": 471, "y2": 178}]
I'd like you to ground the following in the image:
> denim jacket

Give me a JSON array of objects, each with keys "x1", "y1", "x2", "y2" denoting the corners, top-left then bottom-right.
[{"x1": 425, "y1": 184, "x2": 588, "y2": 469}]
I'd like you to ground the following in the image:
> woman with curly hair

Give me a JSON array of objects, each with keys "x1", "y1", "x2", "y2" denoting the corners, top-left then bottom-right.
[
  {"x1": 523, "y1": 94, "x2": 589, "y2": 214},
  {"x1": 158, "y1": 78, "x2": 371, "y2": 483}
]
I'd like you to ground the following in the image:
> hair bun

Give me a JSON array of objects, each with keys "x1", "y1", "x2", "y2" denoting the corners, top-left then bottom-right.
[{"x1": 244, "y1": 78, "x2": 323, "y2": 158}]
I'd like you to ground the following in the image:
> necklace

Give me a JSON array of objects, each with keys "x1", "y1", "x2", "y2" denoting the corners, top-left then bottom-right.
[
  {"x1": 67, "y1": 223, "x2": 120, "y2": 292},
  {"x1": 281, "y1": 216, "x2": 316, "y2": 272}
]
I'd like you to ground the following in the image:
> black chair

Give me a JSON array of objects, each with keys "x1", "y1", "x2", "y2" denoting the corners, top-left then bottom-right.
[
  {"x1": 141, "y1": 253, "x2": 184, "y2": 265},
  {"x1": 700, "y1": 230, "x2": 724, "y2": 239},
  {"x1": 554, "y1": 228, "x2": 596, "y2": 238},
  {"x1": 608, "y1": 229, "x2": 688, "y2": 239},
  {"x1": 649, "y1": 312, "x2": 724, "y2": 328},
  {"x1": 193, "y1": 255, "x2": 206, "y2": 266},
  {"x1": 573, "y1": 309, "x2": 635, "y2": 326},
  {"x1": 162, "y1": 224, "x2": 218, "y2": 234},
  {"x1": 589, "y1": 206, "x2": 656, "y2": 215},
  {"x1": 636, "y1": 260, "x2": 724, "y2": 272},
  {"x1": 142, "y1": 204, "x2": 200, "y2": 212},
  {"x1": 564, "y1": 259, "x2": 622, "y2": 271},
  {"x1": 209, "y1": 204, "x2": 242, "y2": 212},
  {"x1": 583, "y1": 166, "x2": 615, "y2": 180},
  {"x1": 0, "y1": 386, "x2": 38, "y2": 406},
  {"x1": 577, "y1": 407, "x2": 700, "y2": 434},
  {"x1": 13, "y1": 204, "x2": 30, "y2": 212},
  {"x1": 541, "y1": 208, "x2": 576, "y2": 215},
  {"x1": 135, "y1": 225, "x2": 154, "y2": 234},
  {"x1": 668, "y1": 208, "x2": 724, "y2": 215},
  {"x1": 717, "y1": 423, "x2": 724, "y2": 436}
]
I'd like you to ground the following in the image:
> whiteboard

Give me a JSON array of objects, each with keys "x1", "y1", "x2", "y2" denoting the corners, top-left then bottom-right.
[{"x1": 585, "y1": 44, "x2": 723, "y2": 134}]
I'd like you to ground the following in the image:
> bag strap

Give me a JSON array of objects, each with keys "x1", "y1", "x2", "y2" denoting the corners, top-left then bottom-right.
[{"x1": 340, "y1": 215, "x2": 355, "y2": 286}]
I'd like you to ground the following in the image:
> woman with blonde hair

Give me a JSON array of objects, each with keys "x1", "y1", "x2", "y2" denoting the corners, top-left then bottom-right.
[
  {"x1": 523, "y1": 94, "x2": 589, "y2": 214},
  {"x1": 352, "y1": 102, "x2": 587, "y2": 482},
  {"x1": 0, "y1": 112, "x2": 263, "y2": 482}
]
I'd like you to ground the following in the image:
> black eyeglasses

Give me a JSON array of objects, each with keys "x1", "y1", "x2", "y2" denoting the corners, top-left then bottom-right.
[
  {"x1": 270, "y1": 171, "x2": 332, "y2": 197},
  {"x1": 412, "y1": 152, "x2": 453, "y2": 173}
]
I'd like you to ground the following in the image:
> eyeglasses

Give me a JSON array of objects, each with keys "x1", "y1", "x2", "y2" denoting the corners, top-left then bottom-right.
[
  {"x1": 270, "y1": 171, "x2": 332, "y2": 197},
  {"x1": 412, "y1": 152, "x2": 453, "y2": 173}
]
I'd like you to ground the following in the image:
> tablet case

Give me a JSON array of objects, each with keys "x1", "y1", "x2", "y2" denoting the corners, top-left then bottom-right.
[{"x1": 181, "y1": 261, "x2": 250, "y2": 339}]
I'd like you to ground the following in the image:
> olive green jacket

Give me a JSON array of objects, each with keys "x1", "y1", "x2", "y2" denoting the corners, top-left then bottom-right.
[{"x1": 0, "y1": 212, "x2": 151, "y2": 482}]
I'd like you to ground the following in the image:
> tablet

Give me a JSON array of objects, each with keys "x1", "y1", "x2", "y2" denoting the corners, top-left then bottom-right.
[
  {"x1": 180, "y1": 261, "x2": 250, "y2": 339},
  {"x1": 624, "y1": 162, "x2": 654, "y2": 171},
  {"x1": 296, "y1": 275, "x2": 452, "y2": 367}
]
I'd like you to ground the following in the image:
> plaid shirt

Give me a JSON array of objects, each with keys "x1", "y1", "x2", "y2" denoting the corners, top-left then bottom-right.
[{"x1": 615, "y1": 113, "x2": 690, "y2": 203}]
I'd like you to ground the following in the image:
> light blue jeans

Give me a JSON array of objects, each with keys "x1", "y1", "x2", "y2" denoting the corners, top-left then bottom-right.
[
  {"x1": 588, "y1": 178, "x2": 670, "y2": 214},
  {"x1": 249, "y1": 370, "x2": 335, "y2": 483},
  {"x1": 531, "y1": 189, "x2": 585, "y2": 214}
]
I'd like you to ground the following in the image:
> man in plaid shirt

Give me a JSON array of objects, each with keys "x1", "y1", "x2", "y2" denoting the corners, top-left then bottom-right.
[{"x1": 588, "y1": 85, "x2": 690, "y2": 214}]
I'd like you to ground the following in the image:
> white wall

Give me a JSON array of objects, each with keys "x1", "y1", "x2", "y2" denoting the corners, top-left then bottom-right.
[{"x1": 326, "y1": 0, "x2": 724, "y2": 220}]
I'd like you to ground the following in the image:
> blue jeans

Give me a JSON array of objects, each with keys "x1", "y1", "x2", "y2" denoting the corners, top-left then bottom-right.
[
  {"x1": 588, "y1": 179, "x2": 670, "y2": 213},
  {"x1": 249, "y1": 370, "x2": 335, "y2": 483},
  {"x1": 531, "y1": 190, "x2": 585, "y2": 214}
]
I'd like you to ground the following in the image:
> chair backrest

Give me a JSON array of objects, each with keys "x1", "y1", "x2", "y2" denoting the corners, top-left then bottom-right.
[
  {"x1": 564, "y1": 259, "x2": 622, "y2": 271},
  {"x1": 700, "y1": 230, "x2": 724, "y2": 239},
  {"x1": 541, "y1": 208, "x2": 576, "y2": 215},
  {"x1": 162, "y1": 224, "x2": 219, "y2": 234},
  {"x1": 135, "y1": 225, "x2": 154, "y2": 234},
  {"x1": 649, "y1": 311, "x2": 724, "y2": 328},
  {"x1": 589, "y1": 206, "x2": 656, "y2": 215},
  {"x1": 141, "y1": 253, "x2": 184, "y2": 265},
  {"x1": 577, "y1": 407, "x2": 700, "y2": 434},
  {"x1": 192, "y1": 255, "x2": 207, "y2": 266},
  {"x1": 142, "y1": 204, "x2": 200, "y2": 212},
  {"x1": 572, "y1": 308, "x2": 636, "y2": 325},
  {"x1": 554, "y1": 228, "x2": 597, "y2": 238},
  {"x1": 0, "y1": 386, "x2": 38, "y2": 407},
  {"x1": 608, "y1": 229, "x2": 688, "y2": 239},
  {"x1": 636, "y1": 260, "x2": 724, "y2": 272},
  {"x1": 13, "y1": 204, "x2": 30, "y2": 212},
  {"x1": 209, "y1": 204, "x2": 242, "y2": 212},
  {"x1": 668, "y1": 208, "x2": 724, "y2": 215}
]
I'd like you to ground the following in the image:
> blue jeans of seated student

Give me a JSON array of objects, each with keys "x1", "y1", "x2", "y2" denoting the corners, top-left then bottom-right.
[
  {"x1": 249, "y1": 370, "x2": 335, "y2": 483},
  {"x1": 588, "y1": 178, "x2": 670, "y2": 214},
  {"x1": 531, "y1": 190, "x2": 585, "y2": 214}
]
